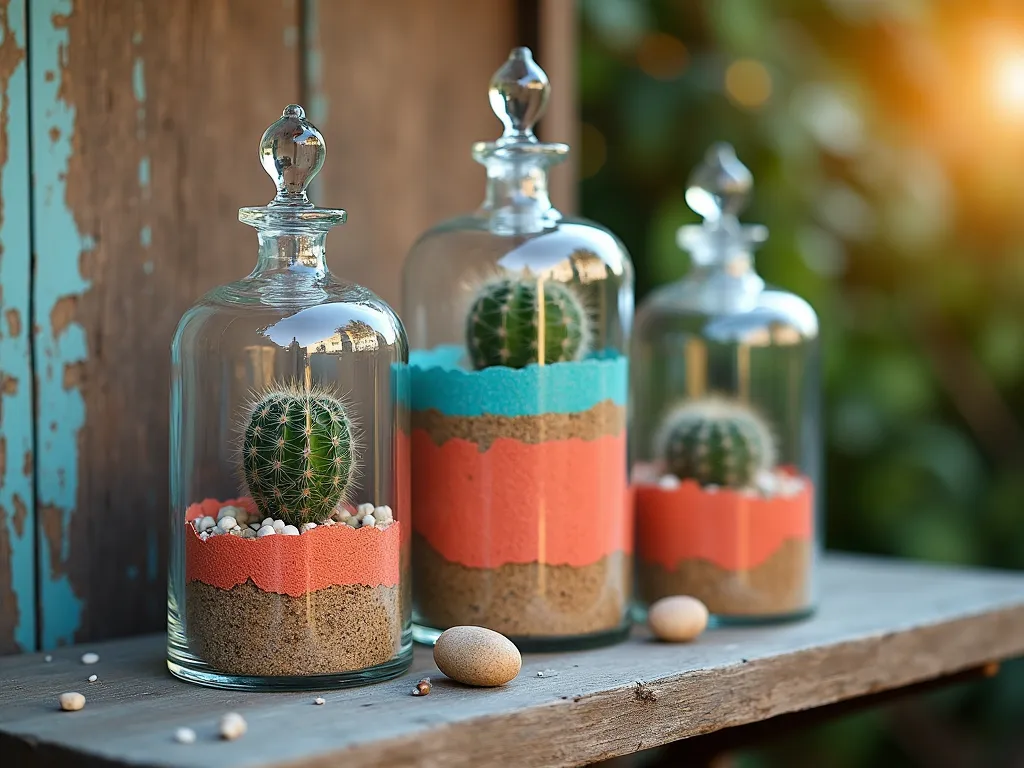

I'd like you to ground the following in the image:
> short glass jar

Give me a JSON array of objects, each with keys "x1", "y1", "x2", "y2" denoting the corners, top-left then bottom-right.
[
  {"x1": 403, "y1": 49, "x2": 635, "y2": 650},
  {"x1": 631, "y1": 145, "x2": 820, "y2": 623},
  {"x1": 167, "y1": 106, "x2": 411, "y2": 690}
]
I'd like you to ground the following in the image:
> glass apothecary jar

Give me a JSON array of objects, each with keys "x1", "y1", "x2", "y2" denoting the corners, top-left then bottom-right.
[
  {"x1": 631, "y1": 145, "x2": 820, "y2": 623},
  {"x1": 403, "y1": 48, "x2": 634, "y2": 650},
  {"x1": 167, "y1": 105, "x2": 411, "y2": 690}
]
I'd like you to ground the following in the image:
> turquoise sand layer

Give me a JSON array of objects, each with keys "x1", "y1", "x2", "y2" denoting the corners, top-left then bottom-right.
[{"x1": 409, "y1": 344, "x2": 627, "y2": 418}]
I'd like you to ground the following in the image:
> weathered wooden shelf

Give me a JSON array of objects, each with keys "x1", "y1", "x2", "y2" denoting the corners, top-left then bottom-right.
[{"x1": 3, "y1": 554, "x2": 1024, "y2": 768}]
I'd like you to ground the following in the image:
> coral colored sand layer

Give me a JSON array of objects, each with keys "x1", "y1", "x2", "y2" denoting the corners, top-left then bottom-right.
[
  {"x1": 184, "y1": 498, "x2": 401, "y2": 596},
  {"x1": 412, "y1": 431, "x2": 632, "y2": 568},
  {"x1": 635, "y1": 480, "x2": 813, "y2": 572}
]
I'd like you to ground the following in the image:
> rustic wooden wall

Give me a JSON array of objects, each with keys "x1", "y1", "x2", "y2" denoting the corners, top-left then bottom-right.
[
  {"x1": 0, "y1": 0, "x2": 32, "y2": 654},
  {"x1": 0, "y1": 0, "x2": 577, "y2": 651}
]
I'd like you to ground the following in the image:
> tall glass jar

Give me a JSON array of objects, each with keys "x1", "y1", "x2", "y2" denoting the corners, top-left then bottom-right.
[
  {"x1": 403, "y1": 48, "x2": 634, "y2": 650},
  {"x1": 631, "y1": 144, "x2": 820, "y2": 623},
  {"x1": 167, "y1": 106, "x2": 411, "y2": 690}
]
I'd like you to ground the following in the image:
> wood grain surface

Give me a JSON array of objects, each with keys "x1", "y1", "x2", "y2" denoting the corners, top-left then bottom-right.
[{"x1": 2, "y1": 555, "x2": 1024, "y2": 768}]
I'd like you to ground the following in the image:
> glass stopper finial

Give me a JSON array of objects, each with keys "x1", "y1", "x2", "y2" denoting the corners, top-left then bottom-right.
[
  {"x1": 259, "y1": 104, "x2": 325, "y2": 206},
  {"x1": 685, "y1": 143, "x2": 753, "y2": 224},
  {"x1": 489, "y1": 47, "x2": 550, "y2": 142}
]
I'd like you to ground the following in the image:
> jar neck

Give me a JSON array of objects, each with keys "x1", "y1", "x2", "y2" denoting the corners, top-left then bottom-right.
[
  {"x1": 685, "y1": 252, "x2": 765, "y2": 313},
  {"x1": 249, "y1": 231, "x2": 329, "y2": 279},
  {"x1": 479, "y1": 155, "x2": 559, "y2": 235}
]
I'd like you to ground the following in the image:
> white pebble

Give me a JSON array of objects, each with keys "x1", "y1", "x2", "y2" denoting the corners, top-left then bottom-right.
[
  {"x1": 81, "y1": 652, "x2": 99, "y2": 665},
  {"x1": 208, "y1": 526, "x2": 225, "y2": 536},
  {"x1": 300, "y1": 522, "x2": 317, "y2": 533},
  {"x1": 249, "y1": 522, "x2": 260, "y2": 531},
  {"x1": 217, "y1": 506, "x2": 242, "y2": 520},
  {"x1": 174, "y1": 727, "x2": 196, "y2": 744},
  {"x1": 199, "y1": 515, "x2": 217, "y2": 532},
  {"x1": 217, "y1": 516, "x2": 236, "y2": 531},
  {"x1": 262, "y1": 517, "x2": 274, "y2": 528},
  {"x1": 282, "y1": 525, "x2": 299, "y2": 536},
  {"x1": 241, "y1": 528, "x2": 256, "y2": 539},
  {"x1": 313, "y1": 697, "x2": 325, "y2": 705},
  {"x1": 360, "y1": 515, "x2": 375, "y2": 527},
  {"x1": 657, "y1": 475, "x2": 680, "y2": 490},
  {"x1": 357, "y1": 502, "x2": 375, "y2": 517},
  {"x1": 87, "y1": 674, "x2": 97, "y2": 682},
  {"x1": 199, "y1": 532, "x2": 209, "y2": 541},
  {"x1": 372, "y1": 506, "x2": 391, "y2": 522},
  {"x1": 338, "y1": 509, "x2": 351, "y2": 520},
  {"x1": 272, "y1": 519, "x2": 286, "y2": 532},
  {"x1": 44, "y1": 655, "x2": 52, "y2": 662},
  {"x1": 344, "y1": 517, "x2": 359, "y2": 528},
  {"x1": 321, "y1": 519, "x2": 336, "y2": 526},
  {"x1": 219, "y1": 712, "x2": 247, "y2": 740},
  {"x1": 256, "y1": 525, "x2": 276, "y2": 538},
  {"x1": 58, "y1": 692, "x2": 85, "y2": 711}
]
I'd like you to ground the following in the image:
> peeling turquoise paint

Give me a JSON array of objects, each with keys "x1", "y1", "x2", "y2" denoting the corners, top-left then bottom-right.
[
  {"x1": 131, "y1": 56, "x2": 146, "y2": 104},
  {"x1": 30, "y1": 0, "x2": 90, "y2": 648},
  {"x1": 137, "y1": 156, "x2": 149, "y2": 189},
  {"x1": 140, "y1": 226, "x2": 151, "y2": 248},
  {"x1": 0, "y1": 0, "x2": 36, "y2": 652}
]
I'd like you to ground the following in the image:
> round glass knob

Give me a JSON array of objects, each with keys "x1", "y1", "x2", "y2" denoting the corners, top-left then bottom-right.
[
  {"x1": 259, "y1": 104, "x2": 325, "y2": 205},
  {"x1": 489, "y1": 47, "x2": 550, "y2": 142},
  {"x1": 685, "y1": 143, "x2": 753, "y2": 223}
]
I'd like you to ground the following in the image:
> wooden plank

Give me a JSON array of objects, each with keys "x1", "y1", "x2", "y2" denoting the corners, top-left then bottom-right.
[
  {"x1": 2, "y1": 555, "x2": 1024, "y2": 768},
  {"x1": 305, "y1": 0, "x2": 520, "y2": 306},
  {"x1": 539, "y1": 0, "x2": 578, "y2": 214},
  {"x1": 0, "y1": 0, "x2": 33, "y2": 654},
  {"x1": 29, "y1": 0, "x2": 301, "y2": 648}
]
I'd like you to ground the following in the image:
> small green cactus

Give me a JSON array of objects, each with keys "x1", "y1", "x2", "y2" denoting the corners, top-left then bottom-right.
[
  {"x1": 239, "y1": 383, "x2": 355, "y2": 527},
  {"x1": 655, "y1": 398, "x2": 775, "y2": 488},
  {"x1": 465, "y1": 275, "x2": 590, "y2": 370}
]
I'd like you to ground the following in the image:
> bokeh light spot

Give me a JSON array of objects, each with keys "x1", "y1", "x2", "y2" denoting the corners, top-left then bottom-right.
[
  {"x1": 725, "y1": 59, "x2": 773, "y2": 109},
  {"x1": 579, "y1": 122, "x2": 607, "y2": 180},
  {"x1": 635, "y1": 33, "x2": 689, "y2": 80}
]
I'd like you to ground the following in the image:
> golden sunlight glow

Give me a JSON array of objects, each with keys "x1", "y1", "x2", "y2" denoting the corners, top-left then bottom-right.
[{"x1": 994, "y1": 51, "x2": 1024, "y2": 113}]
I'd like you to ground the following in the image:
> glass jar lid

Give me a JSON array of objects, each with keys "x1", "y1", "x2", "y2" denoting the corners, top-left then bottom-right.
[
  {"x1": 239, "y1": 104, "x2": 347, "y2": 232},
  {"x1": 677, "y1": 143, "x2": 768, "y2": 266},
  {"x1": 472, "y1": 47, "x2": 569, "y2": 165}
]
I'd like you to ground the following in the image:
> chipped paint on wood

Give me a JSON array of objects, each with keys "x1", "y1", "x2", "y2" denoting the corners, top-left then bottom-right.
[
  {"x1": 30, "y1": 0, "x2": 90, "y2": 648},
  {"x1": 0, "y1": 0, "x2": 35, "y2": 654},
  {"x1": 133, "y1": 27, "x2": 149, "y2": 251}
]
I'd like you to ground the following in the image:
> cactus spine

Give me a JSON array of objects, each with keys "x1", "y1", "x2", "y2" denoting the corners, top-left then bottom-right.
[
  {"x1": 465, "y1": 274, "x2": 590, "y2": 370},
  {"x1": 240, "y1": 383, "x2": 355, "y2": 527},
  {"x1": 656, "y1": 398, "x2": 775, "y2": 488}
]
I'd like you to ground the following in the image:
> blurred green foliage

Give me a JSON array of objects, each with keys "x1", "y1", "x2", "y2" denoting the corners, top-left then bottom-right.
[{"x1": 578, "y1": 0, "x2": 1024, "y2": 765}]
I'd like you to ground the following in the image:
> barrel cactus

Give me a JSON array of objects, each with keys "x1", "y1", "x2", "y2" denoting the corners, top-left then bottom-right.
[
  {"x1": 655, "y1": 398, "x2": 775, "y2": 488},
  {"x1": 465, "y1": 275, "x2": 590, "y2": 369},
  {"x1": 239, "y1": 383, "x2": 356, "y2": 527}
]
